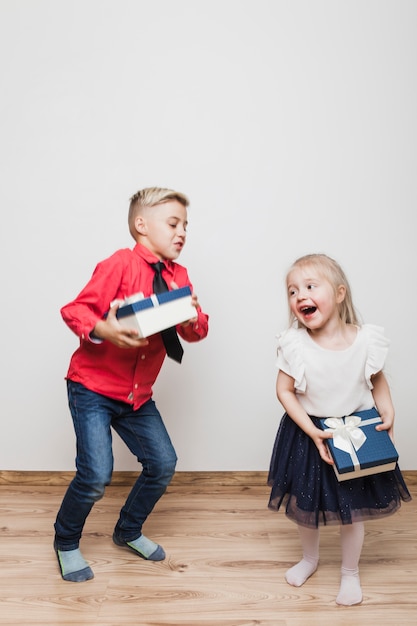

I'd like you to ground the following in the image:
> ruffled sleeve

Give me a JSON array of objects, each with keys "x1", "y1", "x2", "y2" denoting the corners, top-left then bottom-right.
[
  {"x1": 363, "y1": 324, "x2": 390, "y2": 389},
  {"x1": 276, "y1": 327, "x2": 307, "y2": 393}
]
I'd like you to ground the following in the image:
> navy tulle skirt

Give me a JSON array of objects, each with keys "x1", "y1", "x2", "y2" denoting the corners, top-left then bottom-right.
[{"x1": 268, "y1": 413, "x2": 411, "y2": 528}]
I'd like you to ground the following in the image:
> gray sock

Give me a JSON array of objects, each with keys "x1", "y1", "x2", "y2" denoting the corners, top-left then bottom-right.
[
  {"x1": 126, "y1": 535, "x2": 165, "y2": 561},
  {"x1": 55, "y1": 545, "x2": 94, "y2": 582}
]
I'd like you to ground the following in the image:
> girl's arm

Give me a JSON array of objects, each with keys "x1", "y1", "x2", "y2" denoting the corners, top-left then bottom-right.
[
  {"x1": 277, "y1": 370, "x2": 334, "y2": 464},
  {"x1": 371, "y1": 370, "x2": 395, "y2": 438}
]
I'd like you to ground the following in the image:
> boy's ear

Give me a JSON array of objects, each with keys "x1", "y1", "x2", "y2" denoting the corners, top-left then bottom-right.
[{"x1": 134, "y1": 215, "x2": 147, "y2": 236}]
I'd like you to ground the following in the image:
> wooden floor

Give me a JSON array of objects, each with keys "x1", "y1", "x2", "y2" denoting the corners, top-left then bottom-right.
[{"x1": 0, "y1": 472, "x2": 416, "y2": 626}]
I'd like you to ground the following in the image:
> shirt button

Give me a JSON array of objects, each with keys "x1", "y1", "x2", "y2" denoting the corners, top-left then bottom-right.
[
  {"x1": 141, "y1": 354, "x2": 146, "y2": 360},
  {"x1": 134, "y1": 383, "x2": 138, "y2": 389}
]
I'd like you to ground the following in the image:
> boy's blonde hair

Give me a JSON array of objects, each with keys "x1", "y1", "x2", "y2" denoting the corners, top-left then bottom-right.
[
  {"x1": 287, "y1": 253, "x2": 360, "y2": 328},
  {"x1": 128, "y1": 187, "x2": 189, "y2": 239}
]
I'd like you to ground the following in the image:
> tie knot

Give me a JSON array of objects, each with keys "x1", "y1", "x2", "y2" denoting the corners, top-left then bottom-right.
[{"x1": 151, "y1": 261, "x2": 165, "y2": 275}]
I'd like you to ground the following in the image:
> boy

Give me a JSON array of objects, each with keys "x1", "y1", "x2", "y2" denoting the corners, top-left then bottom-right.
[{"x1": 54, "y1": 187, "x2": 209, "y2": 582}]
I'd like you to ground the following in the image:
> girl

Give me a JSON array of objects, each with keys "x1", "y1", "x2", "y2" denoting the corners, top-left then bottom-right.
[{"x1": 268, "y1": 253, "x2": 411, "y2": 606}]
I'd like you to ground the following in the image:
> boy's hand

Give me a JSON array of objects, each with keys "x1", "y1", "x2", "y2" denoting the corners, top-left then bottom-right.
[
  {"x1": 93, "y1": 302, "x2": 149, "y2": 348},
  {"x1": 170, "y1": 281, "x2": 199, "y2": 326},
  {"x1": 181, "y1": 291, "x2": 199, "y2": 326}
]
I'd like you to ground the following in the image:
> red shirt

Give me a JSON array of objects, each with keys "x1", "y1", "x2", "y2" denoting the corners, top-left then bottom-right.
[{"x1": 61, "y1": 243, "x2": 209, "y2": 409}]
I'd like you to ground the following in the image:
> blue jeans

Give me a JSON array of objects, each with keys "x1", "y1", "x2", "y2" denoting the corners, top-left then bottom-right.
[{"x1": 54, "y1": 381, "x2": 177, "y2": 550}]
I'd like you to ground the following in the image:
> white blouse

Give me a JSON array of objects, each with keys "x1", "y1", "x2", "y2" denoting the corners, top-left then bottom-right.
[{"x1": 276, "y1": 324, "x2": 389, "y2": 418}]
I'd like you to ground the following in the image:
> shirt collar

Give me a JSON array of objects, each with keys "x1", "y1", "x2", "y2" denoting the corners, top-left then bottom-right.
[{"x1": 133, "y1": 242, "x2": 174, "y2": 270}]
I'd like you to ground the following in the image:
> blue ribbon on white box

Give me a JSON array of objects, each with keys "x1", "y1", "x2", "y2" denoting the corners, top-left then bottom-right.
[
  {"x1": 113, "y1": 286, "x2": 195, "y2": 339},
  {"x1": 323, "y1": 415, "x2": 381, "y2": 470}
]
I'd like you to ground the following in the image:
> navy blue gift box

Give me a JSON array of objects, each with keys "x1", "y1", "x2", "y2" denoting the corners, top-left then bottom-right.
[
  {"x1": 115, "y1": 286, "x2": 196, "y2": 338},
  {"x1": 319, "y1": 408, "x2": 398, "y2": 481}
]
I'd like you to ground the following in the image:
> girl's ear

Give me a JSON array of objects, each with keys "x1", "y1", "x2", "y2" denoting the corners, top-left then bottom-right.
[
  {"x1": 135, "y1": 215, "x2": 147, "y2": 236},
  {"x1": 336, "y1": 284, "x2": 346, "y2": 303}
]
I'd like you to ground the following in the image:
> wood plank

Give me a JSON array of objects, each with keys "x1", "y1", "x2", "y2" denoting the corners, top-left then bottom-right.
[
  {"x1": 1, "y1": 469, "x2": 416, "y2": 486},
  {"x1": 0, "y1": 477, "x2": 415, "y2": 625},
  {"x1": 0, "y1": 470, "x2": 271, "y2": 487}
]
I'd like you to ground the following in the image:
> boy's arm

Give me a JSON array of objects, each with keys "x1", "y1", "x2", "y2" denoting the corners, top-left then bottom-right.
[
  {"x1": 92, "y1": 303, "x2": 149, "y2": 349},
  {"x1": 169, "y1": 282, "x2": 208, "y2": 342},
  {"x1": 177, "y1": 305, "x2": 209, "y2": 341},
  {"x1": 277, "y1": 370, "x2": 333, "y2": 464},
  {"x1": 61, "y1": 253, "x2": 127, "y2": 342},
  {"x1": 371, "y1": 370, "x2": 395, "y2": 437}
]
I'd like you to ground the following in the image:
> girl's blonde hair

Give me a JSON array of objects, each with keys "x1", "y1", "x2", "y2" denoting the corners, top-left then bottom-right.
[
  {"x1": 128, "y1": 187, "x2": 189, "y2": 239},
  {"x1": 287, "y1": 253, "x2": 360, "y2": 328}
]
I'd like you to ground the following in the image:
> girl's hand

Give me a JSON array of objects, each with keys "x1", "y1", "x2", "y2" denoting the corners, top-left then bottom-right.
[
  {"x1": 375, "y1": 412, "x2": 395, "y2": 440},
  {"x1": 311, "y1": 428, "x2": 334, "y2": 465},
  {"x1": 277, "y1": 371, "x2": 335, "y2": 465},
  {"x1": 370, "y1": 371, "x2": 395, "y2": 440}
]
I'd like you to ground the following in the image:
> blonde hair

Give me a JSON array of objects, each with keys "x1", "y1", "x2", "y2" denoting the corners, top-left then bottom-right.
[
  {"x1": 128, "y1": 187, "x2": 189, "y2": 239},
  {"x1": 286, "y1": 253, "x2": 360, "y2": 327}
]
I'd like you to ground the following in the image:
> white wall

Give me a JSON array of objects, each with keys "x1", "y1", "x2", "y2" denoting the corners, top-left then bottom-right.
[{"x1": 0, "y1": 0, "x2": 415, "y2": 472}]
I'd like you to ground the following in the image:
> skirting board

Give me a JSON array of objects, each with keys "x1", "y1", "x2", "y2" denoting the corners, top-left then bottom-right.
[{"x1": 0, "y1": 470, "x2": 416, "y2": 487}]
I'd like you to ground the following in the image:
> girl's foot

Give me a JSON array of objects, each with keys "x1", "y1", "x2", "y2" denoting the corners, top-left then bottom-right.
[
  {"x1": 285, "y1": 556, "x2": 318, "y2": 587},
  {"x1": 336, "y1": 567, "x2": 362, "y2": 605}
]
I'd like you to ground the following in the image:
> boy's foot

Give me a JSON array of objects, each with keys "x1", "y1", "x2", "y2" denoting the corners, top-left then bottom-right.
[
  {"x1": 54, "y1": 541, "x2": 94, "y2": 582},
  {"x1": 112, "y1": 532, "x2": 166, "y2": 561}
]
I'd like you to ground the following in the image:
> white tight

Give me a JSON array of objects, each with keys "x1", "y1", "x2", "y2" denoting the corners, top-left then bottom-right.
[{"x1": 285, "y1": 521, "x2": 364, "y2": 605}]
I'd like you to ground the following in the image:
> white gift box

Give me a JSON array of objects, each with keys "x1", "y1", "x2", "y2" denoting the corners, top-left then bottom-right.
[{"x1": 115, "y1": 287, "x2": 196, "y2": 338}]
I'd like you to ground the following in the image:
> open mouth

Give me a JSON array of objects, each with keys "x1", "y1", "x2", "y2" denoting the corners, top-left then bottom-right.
[{"x1": 300, "y1": 306, "x2": 317, "y2": 316}]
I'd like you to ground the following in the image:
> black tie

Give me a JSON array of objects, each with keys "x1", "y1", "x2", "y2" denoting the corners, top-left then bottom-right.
[{"x1": 150, "y1": 262, "x2": 184, "y2": 363}]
